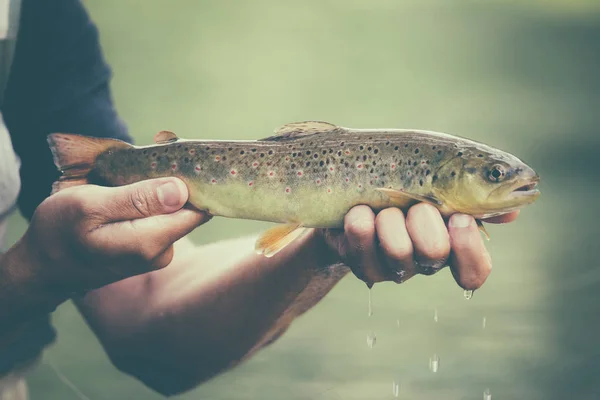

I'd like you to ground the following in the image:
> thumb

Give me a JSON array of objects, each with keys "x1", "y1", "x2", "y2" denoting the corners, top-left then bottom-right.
[{"x1": 95, "y1": 177, "x2": 189, "y2": 223}]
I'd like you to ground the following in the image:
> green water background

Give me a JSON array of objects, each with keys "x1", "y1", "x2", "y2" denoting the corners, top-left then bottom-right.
[{"x1": 6, "y1": 1, "x2": 600, "y2": 399}]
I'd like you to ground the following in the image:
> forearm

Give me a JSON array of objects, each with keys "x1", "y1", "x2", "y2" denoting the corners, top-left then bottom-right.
[
  {"x1": 76, "y1": 232, "x2": 348, "y2": 395},
  {"x1": 0, "y1": 240, "x2": 64, "y2": 324},
  {"x1": 0, "y1": 238, "x2": 64, "y2": 348}
]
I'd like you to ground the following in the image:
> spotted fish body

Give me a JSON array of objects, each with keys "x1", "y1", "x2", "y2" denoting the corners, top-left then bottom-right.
[{"x1": 48, "y1": 121, "x2": 540, "y2": 256}]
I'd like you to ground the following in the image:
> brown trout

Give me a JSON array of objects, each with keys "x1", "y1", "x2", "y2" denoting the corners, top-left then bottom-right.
[{"x1": 47, "y1": 121, "x2": 540, "y2": 257}]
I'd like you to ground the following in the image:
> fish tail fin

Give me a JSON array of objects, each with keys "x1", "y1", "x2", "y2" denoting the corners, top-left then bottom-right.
[{"x1": 47, "y1": 133, "x2": 131, "y2": 194}]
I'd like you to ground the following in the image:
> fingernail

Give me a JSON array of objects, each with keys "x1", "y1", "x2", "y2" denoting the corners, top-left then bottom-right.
[
  {"x1": 157, "y1": 181, "x2": 183, "y2": 208},
  {"x1": 450, "y1": 214, "x2": 472, "y2": 228}
]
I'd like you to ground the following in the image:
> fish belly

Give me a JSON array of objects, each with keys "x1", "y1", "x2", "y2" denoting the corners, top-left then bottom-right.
[{"x1": 184, "y1": 180, "x2": 394, "y2": 228}]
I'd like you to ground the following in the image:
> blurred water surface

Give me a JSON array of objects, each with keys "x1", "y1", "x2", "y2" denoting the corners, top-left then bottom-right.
[{"x1": 6, "y1": 1, "x2": 600, "y2": 399}]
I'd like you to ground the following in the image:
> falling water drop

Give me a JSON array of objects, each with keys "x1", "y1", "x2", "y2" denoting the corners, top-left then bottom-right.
[
  {"x1": 429, "y1": 354, "x2": 440, "y2": 373},
  {"x1": 463, "y1": 289, "x2": 474, "y2": 300},
  {"x1": 392, "y1": 381, "x2": 400, "y2": 398},
  {"x1": 368, "y1": 288, "x2": 373, "y2": 317},
  {"x1": 483, "y1": 388, "x2": 492, "y2": 400},
  {"x1": 367, "y1": 332, "x2": 377, "y2": 348},
  {"x1": 433, "y1": 308, "x2": 438, "y2": 323},
  {"x1": 482, "y1": 317, "x2": 487, "y2": 329}
]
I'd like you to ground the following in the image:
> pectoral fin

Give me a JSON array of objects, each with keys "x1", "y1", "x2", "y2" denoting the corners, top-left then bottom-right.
[
  {"x1": 255, "y1": 223, "x2": 311, "y2": 258},
  {"x1": 376, "y1": 188, "x2": 443, "y2": 207},
  {"x1": 476, "y1": 219, "x2": 491, "y2": 241}
]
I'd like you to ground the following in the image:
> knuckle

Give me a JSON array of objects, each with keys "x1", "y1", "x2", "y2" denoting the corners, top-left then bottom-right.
[
  {"x1": 129, "y1": 188, "x2": 155, "y2": 218},
  {"x1": 424, "y1": 240, "x2": 451, "y2": 262},
  {"x1": 377, "y1": 207, "x2": 404, "y2": 221},
  {"x1": 138, "y1": 243, "x2": 161, "y2": 264},
  {"x1": 66, "y1": 188, "x2": 94, "y2": 215},
  {"x1": 380, "y1": 240, "x2": 412, "y2": 262},
  {"x1": 345, "y1": 216, "x2": 374, "y2": 242}
]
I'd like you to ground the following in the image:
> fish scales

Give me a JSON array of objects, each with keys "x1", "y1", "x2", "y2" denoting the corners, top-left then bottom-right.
[
  {"x1": 47, "y1": 121, "x2": 540, "y2": 256},
  {"x1": 95, "y1": 132, "x2": 458, "y2": 227}
]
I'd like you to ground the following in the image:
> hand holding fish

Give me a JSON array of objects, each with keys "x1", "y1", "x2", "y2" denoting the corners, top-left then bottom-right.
[
  {"x1": 17, "y1": 177, "x2": 208, "y2": 296},
  {"x1": 322, "y1": 204, "x2": 518, "y2": 290}
]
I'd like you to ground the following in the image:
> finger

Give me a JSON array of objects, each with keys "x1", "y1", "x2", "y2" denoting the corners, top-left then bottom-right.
[
  {"x1": 448, "y1": 214, "x2": 492, "y2": 290},
  {"x1": 482, "y1": 210, "x2": 520, "y2": 224},
  {"x1": 374, "y1": 208, "x2": 416, "y2": 283},
  {"x1": 343, "y1": 206, "x2": 387, "y2": 285},
  {"x1": 152, "y1": 245, "x2": 175, "y2": 270},
  {"x1": 92, "y1": 209, "x2": 210, "y2": 263},
  {"x1": 87, "y1": 177, "x2": 190, "y2": 223},
  {"x1": 406, "y1": 203, "x2": 450, "y2": 275}
]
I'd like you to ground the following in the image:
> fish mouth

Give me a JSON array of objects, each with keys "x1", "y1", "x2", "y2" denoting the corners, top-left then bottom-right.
[{"x1": 509, "y1": 176, "x2": 540, "y2": 198}]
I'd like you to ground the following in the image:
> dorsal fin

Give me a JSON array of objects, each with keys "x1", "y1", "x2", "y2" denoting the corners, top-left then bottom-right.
[
  {"x1": 154, "y1": 130, "x2": 179, "y2": 144},
  {"x1": 260, "y1": 121, "x2": 341, "y2": 141}
]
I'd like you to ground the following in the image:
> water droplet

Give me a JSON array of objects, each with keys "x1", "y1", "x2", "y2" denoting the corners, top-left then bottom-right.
[
  {"x1": 392, "y1": 381, "x2": 400, "y2": 398},
  {"x1": 483, "y1": 388, "x2": 492, "y2": 400},
  {"x1": 368, "y1": 288, "x2": 373, "y2": 317},
  {"x1": 464, "y1": 289, "x2": 474, "y2": 300},
  {"x1": 433, "y1": 309, "x2": 438, "y2": 323},
  {"x1": 367, "y1": 332, "x2": 377, "y2": 348},
  {"x1": 482, "y1": 317, "x2": 487, "y2": 329},
  {"x1": 394, "y1": 269, "x2": 405, "y2": 283},
  {"x1": 429, "y1": 354, "x2": 440, "y2": 373}
]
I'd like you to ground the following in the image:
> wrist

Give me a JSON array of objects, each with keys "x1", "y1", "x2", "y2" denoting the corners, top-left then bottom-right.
[{"x1": 0, "y1": 237, "x2": 68, "y2": 321}]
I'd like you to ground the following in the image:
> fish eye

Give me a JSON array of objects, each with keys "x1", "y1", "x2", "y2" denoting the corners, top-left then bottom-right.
[{"x1": 488, "y1": 164, "x2": 506, "y2": 182}]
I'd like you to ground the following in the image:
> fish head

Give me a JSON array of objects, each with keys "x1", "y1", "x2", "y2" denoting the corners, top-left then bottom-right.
[{"x1": 431, "y1": 145, "x2": 540, "y2": 218}]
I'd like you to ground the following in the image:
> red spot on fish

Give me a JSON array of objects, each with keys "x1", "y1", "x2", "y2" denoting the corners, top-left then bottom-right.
[
  {"x1": 391, "y1": 164, "x2": 396, "y2": 169},
  {"x1": 407, "y1": 171, "x2": 412, "y2": 176},
  {"x1": 357, "y1": 164, "x2": 363, "y2": 169},
  {"x1": 375, "y1": 176, "x2": 378, "y2": 179},
  {"x1": 195, "y1": 165, "x2": 201, "y2": 173},
  {"x1": 171, "y1": 163, "x2": 177, "y2": 170},
  {"x1": 211, "y1": 179, "x2": 217, "y2": 184},
  {"x1": 345, "y1": 150, "x2": 351, "y2": 155},
  {"x1": 316, "y1": 179, "x2": 322, "y2": 185},
  {"x1": 297, "y1": 171, "x2": 303, "y2": 176},
  {"x1": 189, "y1": 149, "x2": 196, "y2": 155},
  {"x1": 421, "y1": 161, "x2": 426, "y2": 165},
  {"x1": 285, "y1": 157, "x2": 290, "y2": 161},
  {"x1": 358, "y1": 184, "x2": 363, "y2": 188},
  {"x1": 329, "y1": 166, "x2": 334, "y2": 172},
  {"x1": 285, "y1": 187, "x2": 291, "y2": 194},
  {"x1": 345, "y1": 177, "x2": 350, "y2": 182},
  {"x1": 151, "y1": 162, "x2": 157, "y2": 168},
  {"x1": 327, "y1": 188, "x2": 332, "y2": 194},
  {"x1": 252, "y1": 162, "x2": 259, "y2": 168},
  {"x1": 215, "y1": 156, "x2": 221, "y2": 161},
  {"x1": 269, "y1": 171, "x2": 275, "y2": 177},
  {"x1": 248, "y1": 181, "x2": 254, "y2": 186},
  {"x1": 230, "y1": 169, "x2": 237, "y2": 175}
]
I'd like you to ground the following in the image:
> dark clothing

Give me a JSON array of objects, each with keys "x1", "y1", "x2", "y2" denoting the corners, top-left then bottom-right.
[
  {"x1": 3, "y1": 0, "x2": 132, "y2": 220},
  {"x1": 0, "y1": 0, "x2": 131, "y2": 376}
]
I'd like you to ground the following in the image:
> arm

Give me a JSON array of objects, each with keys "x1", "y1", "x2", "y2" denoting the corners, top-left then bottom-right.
[
  {"x1": 75, "y1": 233, "x2": 347, "y2": 394},
  {"x1": 75, "y1": 206, "x2": 518, "y2": 396}
]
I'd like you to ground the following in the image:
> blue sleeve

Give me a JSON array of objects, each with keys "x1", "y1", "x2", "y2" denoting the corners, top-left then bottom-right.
[{"x1": 1, "y1": 0, "x2": 133, "y2": 220}]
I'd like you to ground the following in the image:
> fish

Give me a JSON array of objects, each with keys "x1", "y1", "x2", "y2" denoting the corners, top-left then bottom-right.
[{"x1": 47, "y1": 121, "x2": 541, "y2": 257}]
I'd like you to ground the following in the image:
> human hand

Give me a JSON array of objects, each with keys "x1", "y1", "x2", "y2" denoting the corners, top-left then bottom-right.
[
  {"x1": 19, "y1": 177, "x2": 209, "y2": 296},
  {"x1": 321, "y1": 204, "x2": 519, "y2": 290}
]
